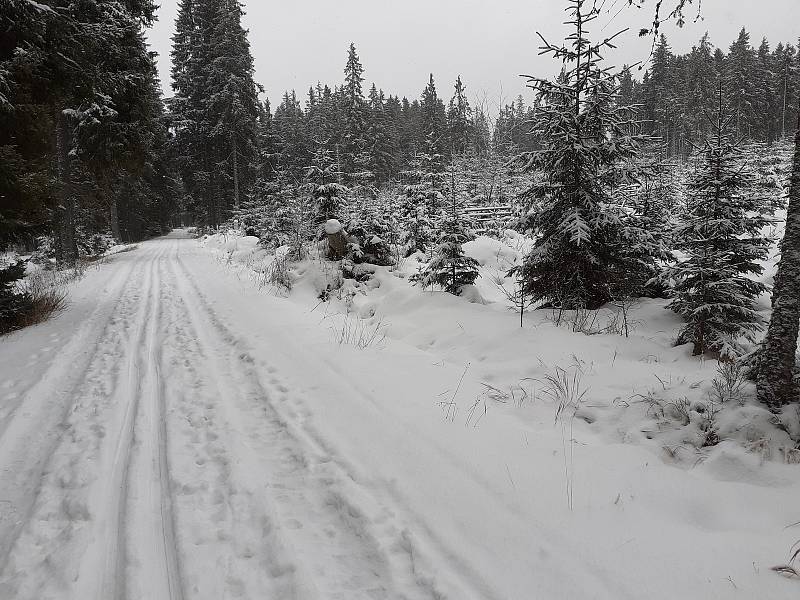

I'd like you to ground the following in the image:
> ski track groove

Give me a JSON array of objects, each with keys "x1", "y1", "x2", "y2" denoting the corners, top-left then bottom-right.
[
  {"x1": 151, "y1": 255, "x2": 186, "y2": 600},
  {"x1": 95, "y1": 242, "x2": 159, "y2": 600}
]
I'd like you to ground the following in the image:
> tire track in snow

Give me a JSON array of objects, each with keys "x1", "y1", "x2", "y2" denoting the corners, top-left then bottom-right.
[{"x1": 171, "y1": 241, "x2": 442, "y2": 599}]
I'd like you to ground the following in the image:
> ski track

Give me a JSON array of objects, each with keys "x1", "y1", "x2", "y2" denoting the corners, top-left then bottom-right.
[
  {"x1": 0, "y1": 235, "x2": 466, "y2": 600},
  {"x1": 0, "y1": 251, "x2": 145, "y2": 582}
]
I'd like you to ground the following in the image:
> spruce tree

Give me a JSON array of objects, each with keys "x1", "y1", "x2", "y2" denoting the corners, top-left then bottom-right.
[
  {"x1": 685, "y1": 33, "x2": 719, "y2": 144},
  {"x1": 206, "y1": 0, "x2": 260, "y2": 211},
  {"x1": 667, "y1": 89, "x2": 770, "y2": 358},
  {"x1": 272, "y1": 90, "x2": 309, "y2": 180},
  {"x1": 726, "y1": 28, "x2": 758, "y2": 140},
  {"x1": 1, "y1": 0, "x2": 172, "y2": 253},
  {"x1": 643, "y1": 35, "x2": 675, "y2": 144},
  {"x1": 757, "y1": 38, "x2": 779, "y2": 143},
  {"x1": 411, "y1": 167, "x2": 479, "y2": 295},
  {"x1": 447, "y1": 76, "x2": 473, "y2": 155},
  {"x1": 171, "y1": 0, "x2": 215, "y2": 225},
  {"x1": 515, "y1": 0, "x2": 648, "y2": 310},
  {"x1": 72, "y1": 8, "x2": 172, "y2": 241},
  {"x1": 306, "y1": 145, "x2": 347, "y2": 224},
  {"x1": 419, "y1": 74, "x2": 447, "y2": 167},
  {"x1": 366, "y1": 85, "x2": 395, "y2": 183},
  {"x1": 341, "y1": 43, "x2": 368, "y2": 181}
]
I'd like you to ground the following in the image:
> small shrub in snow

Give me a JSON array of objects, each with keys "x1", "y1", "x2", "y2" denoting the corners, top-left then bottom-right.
[
  {"x1": 78, "y1": 231, "x2": 115, "y2": 257},
  {"x1": 539, "y1": 365, "x2": 589, "y2": 424},
  {"x1": 331, "y1": 314, "x2": 387, "y2": 349},
  {"x1": 710, "y1": 361, "x2": 748, "y2": 405},
  {"x1": 0, "y1": 261, "x2": 68, "y2": 334},
  {"x1": 30, "y1": 236, "x2": 56, "y2": 264},
  {"x1": 19, "y1": 274, "x2": 68, "y2": 330},
  {"x1": 604, "y1": 299, "x2": 641, "y2": 337},
  {"x1": 0, "y1": 261, "x2": 34, "y2": 333},
  {"x1": 262, "y1": 253, "x2": 293, "y2": 294}
]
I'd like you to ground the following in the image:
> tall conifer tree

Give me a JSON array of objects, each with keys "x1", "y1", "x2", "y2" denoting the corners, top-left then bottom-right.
[{"x1": 515, "y1": 0, "x2": 649, "y2": 309}]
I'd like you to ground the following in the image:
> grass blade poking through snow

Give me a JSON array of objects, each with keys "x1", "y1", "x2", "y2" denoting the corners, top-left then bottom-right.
[{"x1": 538, "y1": 365, "x2": 588, "y2": 511}]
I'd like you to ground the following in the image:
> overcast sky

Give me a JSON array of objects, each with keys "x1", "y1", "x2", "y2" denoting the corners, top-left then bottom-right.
[{"x1": 145, "y1": 0, "x2": 799, "y2": 112}]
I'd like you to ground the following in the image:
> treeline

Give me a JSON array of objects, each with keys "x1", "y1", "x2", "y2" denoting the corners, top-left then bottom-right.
[
  {"x1": 1, "y1": 0, "x2": 177, "y2": 257},
  {"x1": 176, "y1": 22, "x2": 800, "y2": 227},
  {"x1": 3, "y1": 1, "x2": 799, "y2": 255},
  {"x1": 621, "y1": 29, "x2": 800, "y2": 156},
  {"x1": 169, "y1": 12, "x2": 522, "y2": 227}
]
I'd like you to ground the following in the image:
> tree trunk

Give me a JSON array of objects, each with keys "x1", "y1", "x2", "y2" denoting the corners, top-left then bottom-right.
[
  {"x1": 110, "y1": 194, "x2": 122, "y2": 242},
  {"x1": 326, "y1": 230, "x2": 348, "y2": 260},
  {"x1": 231, "y1": 131, "x2": 240, "y2": 210},
  {"x1": 55, "y1": 108, "x2": 78, "y2": 264},
  {"x1": 757, "y1": 100, "x2": 800, "y2": 411}
]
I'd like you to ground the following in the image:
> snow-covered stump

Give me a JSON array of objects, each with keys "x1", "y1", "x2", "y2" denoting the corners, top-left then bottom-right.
[{"x1": 325, "y1": 219, "x2": 348, "y2": 260}]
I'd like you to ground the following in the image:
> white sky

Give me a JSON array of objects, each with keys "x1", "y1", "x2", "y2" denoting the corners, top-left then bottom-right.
[{"x1": 145, "y1": 0, "x2": 799, "y2": 112}]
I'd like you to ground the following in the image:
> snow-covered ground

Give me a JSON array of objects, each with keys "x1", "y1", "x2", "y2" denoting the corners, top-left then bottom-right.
[{"x1": 0, "y1": 229, "x2": 798, "y2": 599}]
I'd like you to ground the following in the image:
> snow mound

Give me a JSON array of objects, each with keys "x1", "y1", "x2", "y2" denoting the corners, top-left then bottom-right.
[{"x1": 324, "y1": 219, "x2": 343, "y2": 235}]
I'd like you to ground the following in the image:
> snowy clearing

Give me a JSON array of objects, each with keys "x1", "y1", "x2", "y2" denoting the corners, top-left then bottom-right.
[{"x1": 0, "y1": 229, "x2": 797, "y2": 599}]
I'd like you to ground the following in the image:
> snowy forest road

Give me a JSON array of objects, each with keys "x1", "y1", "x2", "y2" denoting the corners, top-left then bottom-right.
[
  {"x1": 2, "y1": 232, "x2": 799, "y2": 600},
  {"x1": 0, "y1": 233, "x2": 465, "y2": 600}
]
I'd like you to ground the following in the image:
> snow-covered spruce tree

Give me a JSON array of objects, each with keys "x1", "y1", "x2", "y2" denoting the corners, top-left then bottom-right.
[
  {"x1": 725, "y1": 28, "x2": 759, "y2": 141},
  {"x1": 399, "y1": 153, "x2": 441, "y2": 256},
  {"x1": 447, "y1": 76, "x2": 473, "y2": 155},
  {"x1": 756, "y1": 99, "x2": 800, "y2": 411},
  {"x1": 420, "y1": 74, "x2": 448, "y2": 165},
  {"x1": 399, "y1": 192, "x2": 435, "y2": 257},
  {"x1": 411, "y1": 165, "x2": 479, "y2": 295},
  {"x1": 343, "y1": 205, "x2": 394, "y2": 267},
  {"x1": 205, "y1": 0, "x2": 260, "y2": 212},
  {"x1": 341, "y1": 43, "x2": 369, "y2": 182},
  {"x1": 232, "y1": 173, "x2": 300, "y2": 244},
  {"x1": 514, "y1": 0, "x2": 650, "y2": 310},
  {"x1": 306, "y1": 145, "x2": 348, "y2": 224},
  {"x1": 613, "y1": 141, "x2": 679, "y2": 297},
  {"x1": 667, "y1": 90, "x2": 770, "y2": 358},
  {"x1": 366, "y1": 84, "x2": 396, "y2": 184}
]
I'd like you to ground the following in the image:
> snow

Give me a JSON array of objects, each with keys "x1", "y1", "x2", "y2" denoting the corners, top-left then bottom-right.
[
  {"x1": 0, "y1": 229, "x2": 798, "y2": 599},
  {"x1": 324, "y1": 218, "x2": 343, "y2": 234}
]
